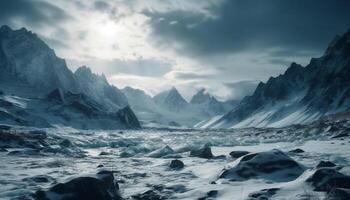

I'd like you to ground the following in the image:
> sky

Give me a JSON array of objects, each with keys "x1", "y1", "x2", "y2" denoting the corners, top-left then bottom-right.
[{"x1": 1, "y1": 0, "x2": 350, "y2": 100}]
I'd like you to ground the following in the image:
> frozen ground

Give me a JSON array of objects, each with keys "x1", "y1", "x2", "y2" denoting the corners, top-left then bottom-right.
[{"x1": 0, "y1": 122, "x2": 349, "y2": 200}]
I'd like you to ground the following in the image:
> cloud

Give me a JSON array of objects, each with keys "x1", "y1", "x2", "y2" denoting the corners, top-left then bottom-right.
[
  {"x1": 0, "y1": 0, "x2": 71, "y2": 28},
  {"x1": 67, "y1": 58, "x2": 173, "y2": 78},
  {"x1": 224, "y1": 80, "x2": 260, "y2": 100},
  {"x1": 145, "y1": 0, "x2": 350, "y2": 57}
]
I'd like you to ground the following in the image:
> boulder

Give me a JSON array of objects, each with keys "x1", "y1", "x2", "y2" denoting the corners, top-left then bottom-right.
[
  {"x1": 289, "y1": 148, "x2": 305, "y2": 153},
  {"x1": 316, "y1": 161, "x2": 337, "y2": 168},
  {"x1": 229, "y1": 150, "x2": 250, "y2": 158},
  {"x1": 190, "y1": 144, "x2": 213, "y2": 159},
  {"x1": 326, "y1": 188, "x2": 350, "y2": 200},
  {"x1": 169, "y1": 159, "x2": 184, "y2": 169},
  {"x1": 219, "y1": 149, "x2": 305, "y2": 182},
  {"x1": 306, "y1": 168, "x2": 350, "y2": 192},
  {"x1": 35, "y1": 170, "x2": 121, "y2": 200}
]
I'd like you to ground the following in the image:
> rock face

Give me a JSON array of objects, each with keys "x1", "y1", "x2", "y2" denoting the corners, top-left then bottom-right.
[
  {"x1": 204, "y1": 29, "x2": 350, "y2": 128},
  {"x1": 36, "y1": 170, "x2": 122, "y2": 200},
  {"x1": 190, "y1": 144, "x2": 214, "y2": 159},
  {"x1": 306, "y1": 168, "x2": 350, "y2": 192},
  {"x1": 0, "y1": 25, "x2": 141, "y2": 129},
  {"x1": 326, "y1": 188, "x2": 350, "y2": 200},
  {"x1": 75, "y1": 66, "x2": 128, "y2": 111},
  {"x1": 219, "y1": 149, "x2": 305, "y2": 182},
  {"x1": 0, "y1": 25, "x2": 79, "y2": 94}
]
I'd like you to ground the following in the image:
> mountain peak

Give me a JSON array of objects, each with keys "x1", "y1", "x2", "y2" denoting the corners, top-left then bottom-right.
[
  {"x1": 190, "y1": 88, "x2": 212, "y2": 104},
  {"x1": 162, "y1": 87, "x2": 188, "y2": 110}
]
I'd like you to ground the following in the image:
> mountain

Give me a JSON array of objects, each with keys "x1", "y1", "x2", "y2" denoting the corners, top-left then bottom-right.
[
  {"x1": 0, "y1": 25, "x2": 79, "y2": 96},
  {"x1": 74, "y1": 66, "x2": 128, "y2": 111},
  {"x1": 123, "y1": 86, "x2": 237, "y2": 127},
  {"x1": 161, "y1": 87, "x2": 189, "y2": 111},
  {"x1": 201, "y1": 29, "x2": 350, "y2": 128},
  {"x1": 190, "y1": 89, "x2": 226, "y2": 115},
  {"x1": 0, "y1": 25, "x2": 140, "y2": 129}
]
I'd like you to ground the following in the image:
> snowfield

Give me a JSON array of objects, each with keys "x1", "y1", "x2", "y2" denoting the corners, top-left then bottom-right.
[{"x1": 0, "y1": 120, "x2": 349, "y2": 200}]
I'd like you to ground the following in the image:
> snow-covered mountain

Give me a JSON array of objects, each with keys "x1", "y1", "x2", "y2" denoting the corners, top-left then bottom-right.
[
  {"x1": 201, "y1": 29, "x2": 350, "y2": 128},
  {"x1": 0, "y1": 25, "x2": 79, "y2": 95},
  {"x1": 123, "y1": 86, "x2": 237, "y2": 127},
  {"x1": 74, "y1": 66, "x2": 128, "y2": 111},
  {"x1": 156, "y1": 87, "x2": 189, "y2": 111},
  {"x1": 0, "y1": 25, "x2": 140, "y2": 129}
]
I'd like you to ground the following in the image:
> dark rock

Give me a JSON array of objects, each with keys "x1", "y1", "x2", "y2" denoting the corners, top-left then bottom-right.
[
  {"x1": 316, "y1": 161, "x2": 337, "y2": 168},
  {"x1": 99, "y1": 152, "x2": 110, "y2": 156},
  {"x1": 35, "y1": 170, "x2": 121, "y2": 200},
  {"x1": 229, "y1": 150, "x2": 250, "y2": 158},
  {"x1": 248, "y1": 188, "x2": 279, "y2": 200},
  {"x1": 219, "y1": 149, "x2": 305, "y2": 182},
  {"x1": 198, "y1": 190, "x2": 218, "y2": 200},
  {"x1": 190, "y1": 144, "x2": 213, "y2": 159},
  {"x1": 59, "y1": 139, "x2": 72, "y2": 147},
  {"x1": 332, "y1": 132, "x2": 349, "y2": 139},
  {"x1": 213, "y1": 155, "x2": 226, "y2": 159},
  {"x1": 169, "y1": 159, "x2": 184, "y2": 169},
  {"x1": 326, "y1": 188, "x2": 350, "y2": 200},
  {"x1": 306, "y1": 168, "x2": 350, "y2": 192},
  {"x1": 289, "y1": 148, "x2": 305, "y2": 153},
  {"x1": 97, "y1": 164, "x2": 104, "y2": 168},
  {"x1": 117, "y1": 106, "x2": 141, "y2": 129},
  {"x1": 131, "y1": 190, "x2": 165, "y2": 200}
]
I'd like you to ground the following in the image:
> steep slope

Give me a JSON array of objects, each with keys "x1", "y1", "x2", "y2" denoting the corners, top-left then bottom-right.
[
  {"x1": 74, "y1": 66, "x2": 128, "y2": 111},
  {"x1": 0, "y1": 25, "x2": 140, "y2": 129},
  {"x1": 0, "y1": 25, "x2": 79, "y2": 96},
  {"x1": 204, "y1": 29, "x2": 350, "y2": 128}
]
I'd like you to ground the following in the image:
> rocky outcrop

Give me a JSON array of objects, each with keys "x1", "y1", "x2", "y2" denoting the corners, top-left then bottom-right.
[
  {"x1": 35, "y1": 170, "x2": 122, "y2": 200},
  {"x1": 219, "y1": 149, "x2": 305, "y2": 182}
]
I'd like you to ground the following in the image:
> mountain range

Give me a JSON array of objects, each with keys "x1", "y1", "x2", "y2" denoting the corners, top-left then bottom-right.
[
  {"x1": 1, "y1": 24, "x2": 350, "y2": 130},
  {"x1": 199, "y1": 28, "x2": 350, "y2": 128},
  {"x1": 0, "y1": 25, "x2": 140, "y2": 129},
  {"x1": 122, "y1": 86, "x2": 238, "y2": 127}
]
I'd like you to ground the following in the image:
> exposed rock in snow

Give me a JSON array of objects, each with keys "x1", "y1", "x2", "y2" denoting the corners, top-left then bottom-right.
[
  {"x1": 326, "y1": 188, "x2": 350, "y2": 200},
  {"x1": 218, "y1": 149, "x2": 305, "y2": 182},
  {"x1": 201, "y1": 29, "x2": 350, "y2": 128},
  {"x1": 190, "y1": 144, "x2": 214, "y2": 159},
  {"x1": 306, "y1": 168, "x2": 350, "y2": 192},
  {"x1": 35, "y1": 170, "x2": 122, "y2": 200},
  {"x1": 169, "y1": 159, "x2": 184, "y2": 169}
]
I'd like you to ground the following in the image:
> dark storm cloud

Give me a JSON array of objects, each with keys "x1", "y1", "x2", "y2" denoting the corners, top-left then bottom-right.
[
  {"x1": 145, "y1": 0, "x2": 350, "y2": 57},
  {"x1": 0, "y1": 0, "x2": 71, "y2": 27}
]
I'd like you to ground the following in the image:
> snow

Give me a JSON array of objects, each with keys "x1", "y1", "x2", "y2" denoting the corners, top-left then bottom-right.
[{"x1": 0, "y1": 124, "x2": 349, "y2": 200}]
